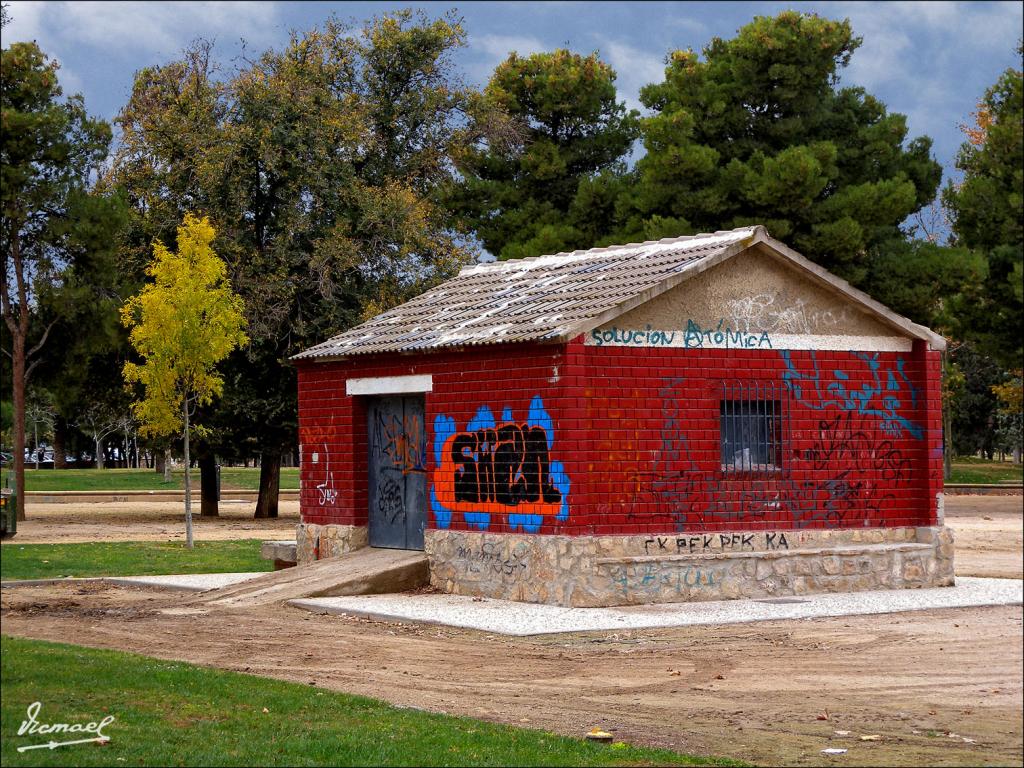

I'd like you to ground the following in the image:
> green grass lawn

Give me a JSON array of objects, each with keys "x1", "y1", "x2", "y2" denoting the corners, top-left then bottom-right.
[
  {"x1": 0, "y1": 636, "x2": 735, "y2": 767},
  {"x1": 948, "y1": 458, "x2": 1023, "y2": 484},
  {"x1": 0, "y1": 466, "x2": 300, "y2": 492},
  {"x1": 0, "y1": 540, "x2": 270, "y2": 581}
]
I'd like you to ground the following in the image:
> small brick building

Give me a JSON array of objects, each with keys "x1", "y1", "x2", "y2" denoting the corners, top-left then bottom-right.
[{"x1": 292, "y1": 226, "x2": 953, "y2": 606}]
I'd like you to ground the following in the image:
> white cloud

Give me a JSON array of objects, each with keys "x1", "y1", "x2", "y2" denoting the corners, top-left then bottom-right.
[
  {"x1": 467, "y1": 32, "x2": 548, "y2": 83},
  {"x1": 472, "y1": 33, "x2": 546, "y2": 60},
  {"x1": 597, "y1": 38, "x2": 666, "y2": 114},
  {"x1": 55, "y1": 64, "x2": 84, "y2": 96},
  {"x1": 7, "y1": 1, "x2": 280, "y2": 57},
  {"x1": 827, "y1": 0, "x2": 1022, "y2": 178},
  {"x1": 664, "y1": 15, "x2": 708, "y2": 36},
  {"x1": 838, "y1": 0, "x2": 1022, "y2": 91},
  {"x1": 5, "y1": 1, "x2": 46, "y2": 42}
]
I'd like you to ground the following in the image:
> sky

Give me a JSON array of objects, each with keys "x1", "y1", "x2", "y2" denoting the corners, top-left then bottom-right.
[{"x1": 4, "y1": 0, "x2": 1023, "y2": 188}]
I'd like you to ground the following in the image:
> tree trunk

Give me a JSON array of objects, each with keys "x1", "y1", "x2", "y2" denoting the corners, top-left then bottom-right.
[
  {"x1": 95, "y1": 436, "x2": 104, "y2": 470},
  {"x1": 163, "y1": 447, "x2": 172, "y2": 483},
  {"x1": 155, "y1": 449, "x2": 165, "y2": 475},
  {"x1": 199, "y1": 450, "x2": 219, "y2": 517},
  {"x1": 254, "y1": 450, "x2": 280, "y2": 519},
  {"x1": 943, "y1": 401, "x2": 953, "y2": 482},
  {"x1": 53, "y1": 416, "x2": 67, "y2": 469},
  {"x1": 4, "y1": 231, "x2": 29, "y2": 520},
  {"x1": 10, "y1": 334, "x2": 26, "y2": 521},
  {"x1": 183, "y1": 400, "x2": 194, "y2": 549}
]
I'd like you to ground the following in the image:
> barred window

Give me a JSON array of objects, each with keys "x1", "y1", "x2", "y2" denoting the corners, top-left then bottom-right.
[{"x1": 720, "y1": 383, "x2": 785, "y2": 472}]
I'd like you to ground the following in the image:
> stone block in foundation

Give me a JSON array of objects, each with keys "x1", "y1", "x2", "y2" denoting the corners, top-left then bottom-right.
[
  {"x1": 296, "y1": 523, "x2": 368, "y2": 564},
  {"x1": 424, "y1": 525, "x2": 957, "y2": 607}
]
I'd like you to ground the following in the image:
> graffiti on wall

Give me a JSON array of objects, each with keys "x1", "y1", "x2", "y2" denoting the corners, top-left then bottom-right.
[
  {"x1": 314, "y1": 442, "x2": 338, "y2": 507},
  {"x1": 642, "y1": 532, "x2": 790, "y2": 555},
  {"x1": 588, "y1": 321, "x2": 772, "y2": 350},
  {"x1": 683, "y1": 320, "x2": 773, "y2": 350},
  {"x1": 725, "y1": 294, "x2": 852, "y2": 334},
  {"x1": 300, "y1": 410, "x2": 344, "y2": 508},
  {"x1": 613, "y1": 373, "x2": 909, "y2": 530},
  {"x1": 430, "y1": 396, "x2": 570, "y2": 533},
  {"x1": 779, "y1": 351, "x2": 923, "y2": 438},
  {"x1": 373, "y1": 410, "x2": 427, "y2": 475},
  {"x1": 605, "y1": 562, "x2": 724, "y2": 597},
  {"x1": 801, "y1": 412, "x2": 911, "y2": 481},
  {"x1": 377, "y1": 476, "x2": 405, "y2": 524},
  {"x1": 454, "y1": 540, "x2": 530, "y2": 579}
]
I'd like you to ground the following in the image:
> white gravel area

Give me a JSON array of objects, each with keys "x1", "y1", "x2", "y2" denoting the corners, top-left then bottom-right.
[{"x1": 288, "y1": 576, "x2": 1023, "y2": 636}]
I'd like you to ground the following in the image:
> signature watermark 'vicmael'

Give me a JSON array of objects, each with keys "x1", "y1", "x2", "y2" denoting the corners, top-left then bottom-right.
[{"x1": 16, "y1": 701, "x2": 115, "y2": 752}]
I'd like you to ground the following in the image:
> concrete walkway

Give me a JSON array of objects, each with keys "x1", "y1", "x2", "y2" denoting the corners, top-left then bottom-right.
[
  {"x1": 191, "y1": 548, "x2": 429, "y2": 608},
  {"x1": 289, "y1": 576, "x2": 1023, "y2": 636}
]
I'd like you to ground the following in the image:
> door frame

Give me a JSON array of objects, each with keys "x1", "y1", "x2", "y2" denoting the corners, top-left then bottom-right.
[{"x1": 355, "y1": 375, "x2": 432, "y2": 550}]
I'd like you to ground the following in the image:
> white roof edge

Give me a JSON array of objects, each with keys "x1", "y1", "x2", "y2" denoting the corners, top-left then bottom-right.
[
  {"x1": 459, "y1": 225, "x2": 759, "y2": 275},
  {"x1": 752, "y1": 231, "x2": 947, "y2": 351}
]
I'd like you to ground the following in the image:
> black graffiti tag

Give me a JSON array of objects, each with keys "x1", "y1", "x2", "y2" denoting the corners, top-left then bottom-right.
[
  {"x1": 451, "y1": 423, "x2": 561, "y2": 506},
  {"x1": 378, "y1": 476, "x2": 405, "y2": 524}
]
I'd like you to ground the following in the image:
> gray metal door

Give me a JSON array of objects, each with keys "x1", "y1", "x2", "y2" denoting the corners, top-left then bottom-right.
[{"x1": 367, "y1": 396, "x2": 427, "y2": 550}]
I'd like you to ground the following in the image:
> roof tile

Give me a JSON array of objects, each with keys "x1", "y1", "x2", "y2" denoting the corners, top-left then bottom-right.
[{"x1": 293, "y1": 227, "x2": 759, "y2": 360}]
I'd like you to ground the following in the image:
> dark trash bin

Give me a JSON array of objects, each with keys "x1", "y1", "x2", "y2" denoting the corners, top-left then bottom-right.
[{"x1": 0, "y1": 488, "x2": 16, "y2": 539}]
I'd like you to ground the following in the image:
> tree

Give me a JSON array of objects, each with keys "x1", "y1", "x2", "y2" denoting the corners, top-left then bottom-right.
[
  {"x1": 1, "y1": 40, "x2": 124, "y2": 519},
  {"x1": 76, "y1": 400, "x2": 120, "y2": 470},
  {"x1": 992, "y1": 370, "x2": 1023, "y2": 462},
  {"x1": 121, "y1": 214, "x2": 247, "y2": 548},
  {"x1": 450, "y1": 49, "x2": 638, "y2": 259},
  {"x1": 616, "y1": 11, "x2": 941, "y2": 286},
  {"x1": 109, "y1": 12, "x2": 490, "y2": 517},
  {"x1": 862, "y1": 238, "x2": 986, "y2": 332},
  {"x1": 948, "y1": 342, "x2": 1004, "y2": 459},
  {"x1": 943, "y1": 45, "x2": 1023, "y2": 370},
  {"x1": 24, "y1": 391, "x2": 54, "y2": 469}
]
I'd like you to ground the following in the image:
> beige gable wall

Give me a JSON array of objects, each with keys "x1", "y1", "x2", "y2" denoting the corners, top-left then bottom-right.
[{"x1": 587, "y1": 244, "x2": 912, "y2": 351}]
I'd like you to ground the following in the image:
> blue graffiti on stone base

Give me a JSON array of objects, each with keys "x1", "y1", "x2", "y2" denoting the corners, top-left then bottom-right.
[{"x1": 780, "y1": 351, "x2": 923, "y2": 439}]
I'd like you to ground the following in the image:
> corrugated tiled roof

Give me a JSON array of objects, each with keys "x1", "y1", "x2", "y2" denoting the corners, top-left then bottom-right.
[{"x1": 293, "y1": 227, "x2": 762, "y2": 360}]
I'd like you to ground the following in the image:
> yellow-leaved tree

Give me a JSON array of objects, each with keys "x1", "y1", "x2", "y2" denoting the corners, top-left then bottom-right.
[{"x1": 122, "y1": 214, "x2": 248, "y2": 548}]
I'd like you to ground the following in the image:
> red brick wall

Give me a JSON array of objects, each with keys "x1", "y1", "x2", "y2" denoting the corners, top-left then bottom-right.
[
  {"x1": 575, "y1": 340, "x2": 941, "y2": 534},
  {"x1": 295, "y1": 342, "x2": 578, "y2": 533},
  {"x1": 296, "y1": 337, "x2": 941, "y2": 536}
]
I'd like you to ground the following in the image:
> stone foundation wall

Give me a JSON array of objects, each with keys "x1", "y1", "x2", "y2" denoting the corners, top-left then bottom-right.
[
  {"x1": 296, "y1": 523, "x2": 368, "y2": 564},
  {"x1": 425, "y1": 526, "x2": 955, "y2": 607}
]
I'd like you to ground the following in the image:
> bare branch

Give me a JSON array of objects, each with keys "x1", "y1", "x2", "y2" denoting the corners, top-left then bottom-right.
[
  {"x1": 24, "y1": 356, "x2": 43, "y2": 382},
  {"x1": 26, "y1": 318, "x2": 58, "y2": 360}
]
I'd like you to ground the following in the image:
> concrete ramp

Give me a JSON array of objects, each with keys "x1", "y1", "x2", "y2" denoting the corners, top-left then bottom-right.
[{"x1": 192, "y1": 548, "x2": 429, "y2": 608}]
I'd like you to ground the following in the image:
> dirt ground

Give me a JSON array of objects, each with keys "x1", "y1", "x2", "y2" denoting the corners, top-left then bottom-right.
[
  {"x1": 1, "y1": 495, "x2": 1021, "y2": 767},
  {"x1": 1, "y1": 500, "x2": 301, "y2": 544},
  {"x1": 944, "y1": 495, "x2": 1023, "y2": 579}
]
